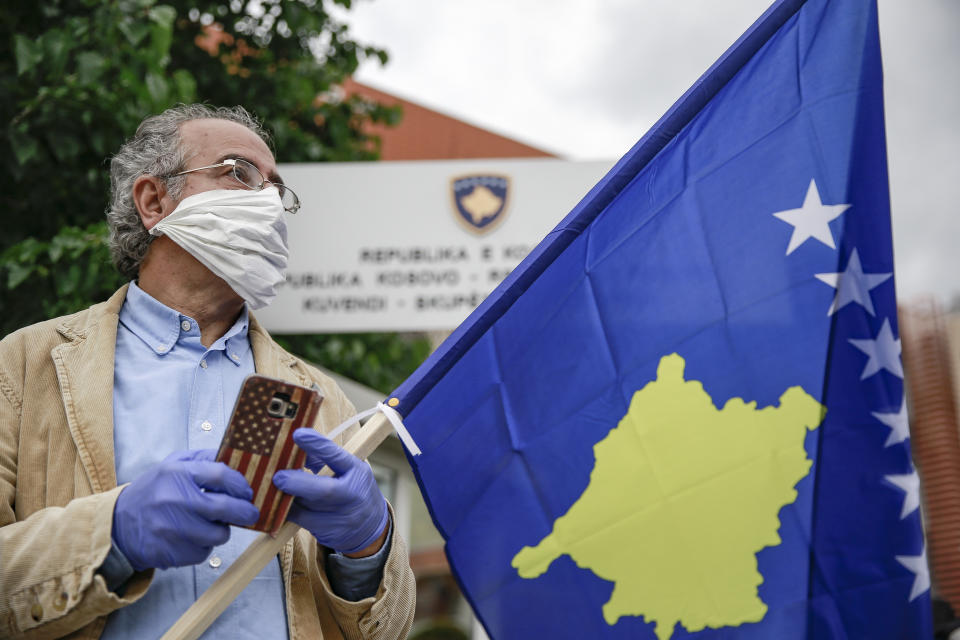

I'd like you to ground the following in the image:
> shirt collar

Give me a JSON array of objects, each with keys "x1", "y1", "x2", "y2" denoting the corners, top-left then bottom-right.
[
  {"x1": 214, "y1": 306, "x2": 251, "y2": 366},
  {"x1": 120, "y1": 281, "x2": 250, "y2": 364}
]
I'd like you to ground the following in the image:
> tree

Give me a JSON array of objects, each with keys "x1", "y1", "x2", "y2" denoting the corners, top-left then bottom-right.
[{"x1": 1, "y1": 0, "x2": 429, "y2": 392}]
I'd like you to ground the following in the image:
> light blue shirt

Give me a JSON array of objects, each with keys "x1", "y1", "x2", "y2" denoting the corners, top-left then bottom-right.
[
  {"x1": 103, "y1": 282, "x2": 288, "y2": 640},
  {"x1": 101, "y1": 283, "x2": 390, "y2": 639}
]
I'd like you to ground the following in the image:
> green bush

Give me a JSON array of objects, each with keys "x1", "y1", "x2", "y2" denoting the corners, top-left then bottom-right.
[{"x1": 0, "y1": 1, "x2": 424, "y2": 390}]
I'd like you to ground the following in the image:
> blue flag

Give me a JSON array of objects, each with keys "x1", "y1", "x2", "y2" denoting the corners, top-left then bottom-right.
[{"x1": 389, "y1": 0, "x2": 931, "y2": 637}]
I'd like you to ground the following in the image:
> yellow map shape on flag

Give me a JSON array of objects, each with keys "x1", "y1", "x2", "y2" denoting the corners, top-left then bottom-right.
[{"x1": 512, "y1": 353, "x2": 825, "y2": 640}]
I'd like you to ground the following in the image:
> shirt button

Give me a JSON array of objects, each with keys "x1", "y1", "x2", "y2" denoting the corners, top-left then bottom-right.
[
  {"x1": 157, "y1": 345, "x2": 167, "y2": 352},
  {"x1": 231, "y1": 353, "x2": 240, "y2": 361},
  {"x1": 200, "y1": 359, "x2": 208, "y2": 369},
  {"x1": 201, "y1": 421, "x2": 213, "y2": 432},
  {"x1": 209, "y1": 556, "x2": 222, "y2": 569},
  {"x1": 181, "y1": 320, "x2": 192, "y2": 332}
]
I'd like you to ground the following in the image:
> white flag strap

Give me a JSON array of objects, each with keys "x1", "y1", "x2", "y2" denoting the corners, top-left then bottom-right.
[
  {"x1": 328, "y1": 406, "x2": 379, "y2": 440},
  {"x1": 328, "y1": 402, "x2": 422, "y2": 456}
]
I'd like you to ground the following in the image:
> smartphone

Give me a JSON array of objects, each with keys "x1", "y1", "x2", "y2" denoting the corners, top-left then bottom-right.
[{"x1": 216, "y1": 374, "x2": 324, "y2": 536}]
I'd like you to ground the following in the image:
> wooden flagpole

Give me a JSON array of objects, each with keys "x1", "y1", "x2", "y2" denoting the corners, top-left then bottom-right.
[{"x1": 160, "y1": 413, "x2": 396, "y2": 640}]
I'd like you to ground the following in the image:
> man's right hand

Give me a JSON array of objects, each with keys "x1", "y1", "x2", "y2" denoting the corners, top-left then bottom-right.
[{"x1": 112, "y1": 449, "x2": 259, "y2": 571}]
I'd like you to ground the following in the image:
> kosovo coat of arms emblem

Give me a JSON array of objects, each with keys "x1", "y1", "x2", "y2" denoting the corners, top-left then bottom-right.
[{"x1": 451, "y1": 174, "x2": 510, "y2": 234}]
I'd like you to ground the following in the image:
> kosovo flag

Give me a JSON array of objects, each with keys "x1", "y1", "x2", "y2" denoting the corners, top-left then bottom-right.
[{"x1": 389, "y1": 0, "x2": 931, "y2": 637}]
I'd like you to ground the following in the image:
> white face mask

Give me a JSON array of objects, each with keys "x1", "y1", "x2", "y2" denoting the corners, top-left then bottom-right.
[{"x1": 149, "y1": 187, "x2": 289, "y2": 309}]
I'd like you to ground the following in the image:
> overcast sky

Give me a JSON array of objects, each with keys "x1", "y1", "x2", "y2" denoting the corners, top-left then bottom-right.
[{"x1": 337, "y1": 0, "x2": 960, "y2": 307}]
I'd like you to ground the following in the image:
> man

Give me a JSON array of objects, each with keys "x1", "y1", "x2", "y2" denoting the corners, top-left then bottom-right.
[{"x1": 0, "y1": 104, "x2": 416, "y2": 639}]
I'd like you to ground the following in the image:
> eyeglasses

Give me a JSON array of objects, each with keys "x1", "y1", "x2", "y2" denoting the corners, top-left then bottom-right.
[{"x1": 167, "y1": 158, "x2": 301, "y2": 213}]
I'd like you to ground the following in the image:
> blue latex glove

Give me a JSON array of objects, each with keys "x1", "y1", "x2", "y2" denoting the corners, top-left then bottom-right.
[
  {"x1": 273, "y1": 429, "x2": 389, "y2": 554},
  {"x1": 112, "y1": 449, "x2": 259, "y2": 571}
]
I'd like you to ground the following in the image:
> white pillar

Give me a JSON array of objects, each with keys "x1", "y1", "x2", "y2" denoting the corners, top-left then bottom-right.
[
  {"x1": 471, "y1": 617, "x2": 489, "y2": 640},
  {"x1": 393, "y1": 465, "x2": 413, "y2": 544}
]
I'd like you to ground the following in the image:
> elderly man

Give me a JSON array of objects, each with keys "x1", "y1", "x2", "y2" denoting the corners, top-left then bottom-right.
[{"x1": 0, "y1": 105, "x2": 415, "y2": 639}]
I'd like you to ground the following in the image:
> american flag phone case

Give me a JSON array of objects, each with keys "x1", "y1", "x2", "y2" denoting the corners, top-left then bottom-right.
[{"x1": 216, "y1": 374, "x2": 324, "y2": 537}]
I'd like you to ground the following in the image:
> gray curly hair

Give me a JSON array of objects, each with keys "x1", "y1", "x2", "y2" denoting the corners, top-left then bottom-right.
[{"x1": 106, "y1": 104, "x2": 272, "y2": 279}]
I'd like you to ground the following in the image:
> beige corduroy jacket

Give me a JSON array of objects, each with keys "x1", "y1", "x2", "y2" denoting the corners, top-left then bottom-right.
[{"x1": 0, "y1": 285, "x2": 415, "y2": 639}]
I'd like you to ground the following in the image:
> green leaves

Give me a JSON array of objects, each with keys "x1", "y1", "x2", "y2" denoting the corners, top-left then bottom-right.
[
  {"x1": 76, "y1": 52, "x2": 108, "y2": 84},
  {"x1": 13, "y1": 35, "x2": 42, "y2": 76},
  {"x1": 117, "y1": 18, "x2": 151, "y2": 47},
  {"x1": 1, "y1": 0, "x2": 419, "y2": 392},
  {"x1": 275, "y1": 333, "x2": 432, "y2": 394},
  {"x1": 0, "y1": 223, "x2": 126, "y2": 332},
  {"x1": 147, "y1": 5, "x2": 176, "y2": 62},
  {"x1": 149, "y1": 5, "x2": 177, "y2": 28},
  {"x1": 146, "y1": 72, "x2": 170, "y2": 103},
  {"x1": 8, "y1": 124, "x2": 39, "y2": 166},
  {"x1": 171, "y1": 69, "x2": 197, "y2": 103},
  {"x1": 2, "y1": 237, "x2": 46, "y2": 289}
]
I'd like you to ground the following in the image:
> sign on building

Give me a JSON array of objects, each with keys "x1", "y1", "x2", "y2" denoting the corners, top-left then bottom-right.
[{"x1": 256, "y1": 158, "x2": 613, "y2": 333}]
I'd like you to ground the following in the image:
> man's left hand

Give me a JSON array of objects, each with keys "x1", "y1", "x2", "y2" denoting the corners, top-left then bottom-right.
[{"x1": 273, "y1": 429, "x2": 389, "y2": 555}]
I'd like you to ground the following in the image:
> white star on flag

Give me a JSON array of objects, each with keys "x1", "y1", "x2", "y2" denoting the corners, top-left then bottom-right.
[
  {"x1": 872, "y1": 398, "x2": 910, "y2": 447},
  {"x1": 884, "y1": 471, "x2": 921, "y2": 519},
  {"x1": 849, "y1": 318, "x2": 903, "y2": 380},
  {"x1": 895, "y1": 548, "x2": 930, "y2": 602},
  {"x1": 815, "y1": 248, "x2": 892, "y2": 316},
  {"x1": 773, "y1": 178, "x2": 850, "y2": 254}
]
